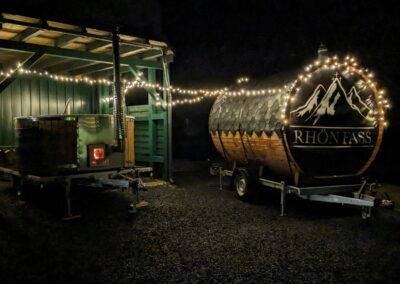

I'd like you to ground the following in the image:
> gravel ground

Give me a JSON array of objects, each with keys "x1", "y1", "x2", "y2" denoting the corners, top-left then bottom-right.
[{"x1": 1, "y1": 164, "x2": 400, "y2": 283}]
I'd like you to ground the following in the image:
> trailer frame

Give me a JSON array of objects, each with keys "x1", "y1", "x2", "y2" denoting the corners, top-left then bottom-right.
[
  {"x1": 210, "y1": 164, "x2": 392, "y2": 219},
  {"x1": 0, "y1": 166, "x2": 153, "y2": 219}
]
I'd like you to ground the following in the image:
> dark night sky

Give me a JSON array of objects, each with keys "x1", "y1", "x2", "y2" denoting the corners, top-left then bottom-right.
[
  {"x1": 5, "y1": 1, "x2": 399, "y2": 83},
  {"x1": 3, "y1": 0, "x2": 400, "y2": 179}
]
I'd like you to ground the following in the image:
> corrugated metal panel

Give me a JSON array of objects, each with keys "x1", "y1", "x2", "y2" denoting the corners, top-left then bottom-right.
[{"x1": 0, "y1": 75, "x2": 110, "y2": 146}]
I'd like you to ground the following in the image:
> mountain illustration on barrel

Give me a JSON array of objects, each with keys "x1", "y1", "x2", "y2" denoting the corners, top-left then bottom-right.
[{"x1": 290, "y1": 72, "x2": 376, "y2": 127}]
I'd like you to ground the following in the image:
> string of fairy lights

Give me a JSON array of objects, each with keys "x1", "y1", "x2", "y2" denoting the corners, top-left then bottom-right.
[
  {"x1": 236, "y1": 76, "x2": 250, "y2": 84},
  {"x1": 0, "y1": 63, "x2": 113, "y2": 85},
  {"x1": 0, "y1": 55, "x2": 390, "y2": 126},
  {"x1": 285, "y1": 55, "x2": 389, "y2": 127}
]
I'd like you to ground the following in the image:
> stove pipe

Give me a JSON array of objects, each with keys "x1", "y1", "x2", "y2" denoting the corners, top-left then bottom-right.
[{"x1": 112, "y1": 27, "x2": 125, "y2": 152}]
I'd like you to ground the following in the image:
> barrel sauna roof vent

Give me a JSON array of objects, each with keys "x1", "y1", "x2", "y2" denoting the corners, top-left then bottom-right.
[{"x1": 318, "y1": 43, "x2": 329, "y2": 60}]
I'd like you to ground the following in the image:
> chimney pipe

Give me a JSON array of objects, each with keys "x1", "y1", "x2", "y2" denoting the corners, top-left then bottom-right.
[
  {"x1": 112, "y1": 26, "x2": 125, "y2": 152},
  {"x1": 318, "y1": 43, "x2": 328, "y2": 61}
]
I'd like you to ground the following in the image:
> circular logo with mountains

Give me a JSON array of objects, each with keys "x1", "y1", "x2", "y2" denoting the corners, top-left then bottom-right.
[{"x1": 286, "y1": 67, "x2": 380, "y2": 177}]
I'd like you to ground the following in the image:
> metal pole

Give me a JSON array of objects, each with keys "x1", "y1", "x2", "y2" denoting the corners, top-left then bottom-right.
[
  {"x1": 65, "y1": 177, "x2": 72, "y2": 217},
  {"x1": 280, "y1": 181, "x2": 287, "y2": 217},
  {"x1": 219, "y1": 167, "x2": 223, "y2": 190},
  {"x1": 112, "y1": 26, "x2": 125, "y2": 152}
]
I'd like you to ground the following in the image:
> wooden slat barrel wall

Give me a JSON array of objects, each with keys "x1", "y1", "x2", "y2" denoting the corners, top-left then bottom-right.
[
  {"x1": 245, "y1": 132, "x2": 290, "y2": 176},
  {"x1": 210, "y1": 131, "x2": 291, "y2": 177},
  {"x1": 208, "y1": 77, "x2": 292, "y2": 179},
  {"x1": 212, "y1": 131, "x2": 247, "y2": 164}
]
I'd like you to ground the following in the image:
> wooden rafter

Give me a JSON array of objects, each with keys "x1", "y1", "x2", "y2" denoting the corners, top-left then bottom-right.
[
  {"x1": 33, "y1": 56, "x2": 70, "y2": 69},
  {"x1": 86, "y1": 40, "x2": 111, "y2": 52},
  {"x1": 0, "y1": 38, "x2": 163, "y2": 69},
  {"x1": 0, "y1": 52, "x2": 43, "y2": 93},
  {"x1": 0, "y1": 14, "x2": 163, "y2": 51},
  {"x1": 0, "y1": 53, "x2": 32, "y2": 70},
  {"x1": 48, "y1": 60, "x2": 99, "y2": 74},
  {"x1": 120, "y1": 46, "x2": 150, "y2": 57},
  {"x1": 11, "y1": 27, "x2": 43, "y2": 42},
  {"x1": 140, "y1": 49, "x2": 163, "y2": 60},
  {"x1": 0, "y1": 13, "x2": 173, "y2": 77},
  {"x1": 55, "y1": 34, "x2": 82, "y2": 48},
  {"x1": 67, "y1": 63, "x2": 112, "y2": 76}
]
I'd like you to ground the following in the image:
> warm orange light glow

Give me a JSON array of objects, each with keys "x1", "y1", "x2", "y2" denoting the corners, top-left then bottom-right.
[{"x1": 93, "y1": 148, "x2": 105, "y2": 160}]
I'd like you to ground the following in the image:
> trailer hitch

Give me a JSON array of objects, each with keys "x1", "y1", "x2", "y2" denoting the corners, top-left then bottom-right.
[
  {"x1": 101, "y1": 169, "x2": 150, "y2": 217},
  {"x1": 373, "y1": 191, "x2": 395, "y2": 210},
  {"x1": 125, "y1": 174, "x2": 149, "y2": 218}
]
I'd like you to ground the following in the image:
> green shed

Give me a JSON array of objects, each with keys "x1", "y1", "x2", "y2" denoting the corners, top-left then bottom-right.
[{"x1": 0, "y1": 13, "x2": 173, "y2": 180}]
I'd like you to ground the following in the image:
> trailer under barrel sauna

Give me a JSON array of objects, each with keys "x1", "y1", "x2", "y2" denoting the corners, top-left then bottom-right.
[
  {"x1": 0, "y1": 13, "x2": 174, "y2": 218},
  {"x1": 209, "y1": 46, "x2": 393, "y2": 218}
]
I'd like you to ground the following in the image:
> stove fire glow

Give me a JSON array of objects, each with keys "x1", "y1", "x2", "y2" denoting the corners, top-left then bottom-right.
[
  {"x1": 88, "y1": 144, "x2": 108, "y2": 166},
  {"x1": 93, "y1": 148, "x2": 105, "y2": 160}
]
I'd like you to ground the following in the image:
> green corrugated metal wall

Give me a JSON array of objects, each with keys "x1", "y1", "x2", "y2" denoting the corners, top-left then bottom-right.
[
  {"x1": 0, "y1": 75, "x2": 110, "y2": 146},
  {"x1": 127, "y1": 103, "x2": 168, "y2": 179}
]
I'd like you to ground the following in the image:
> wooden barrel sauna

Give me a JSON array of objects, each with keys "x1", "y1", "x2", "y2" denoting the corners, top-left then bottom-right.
[{"x1": 209, "y1": 59, "x2": 384, "y2": 185}]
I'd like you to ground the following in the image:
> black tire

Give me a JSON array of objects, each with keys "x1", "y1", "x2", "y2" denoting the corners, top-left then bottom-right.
[
  {"x1": 233, "y1": 170, "x2": 253, "y2": 201},
  {"x1": 12, "y1": 176, "x2": 21, "y2": 191},
  {"x1": 13, "y1": 176, "x2": 32, "y2": 201}
]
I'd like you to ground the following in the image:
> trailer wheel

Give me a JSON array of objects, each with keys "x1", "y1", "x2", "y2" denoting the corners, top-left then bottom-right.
[
  {"x1": 12, "y1": 176, "x2": 21, "y2": 191},
  {"x1": 361, "y1": 208, "x2": 371, "y2": 220},
  {"x1": 13, "y1": 176, "x2": 31, "y2": 201},
  {"x1": 233, "y1": 170, "x2": 254, "y2": 201}
]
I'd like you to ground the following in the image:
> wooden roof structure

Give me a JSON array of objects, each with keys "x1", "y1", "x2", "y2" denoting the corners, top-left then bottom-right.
[{"x1": 0, "y1": 13, "x2": 174, "y2": 78}]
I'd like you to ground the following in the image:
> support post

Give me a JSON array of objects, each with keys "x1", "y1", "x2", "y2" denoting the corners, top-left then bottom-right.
[
  {"x1": 63, "y1": 177, "x2": 80, "y2": 220},
  {"x1": 16, "y1": 176, "x2": 25, "y2": 199},
  {"x1": 162, "y1": 52, "x2": 173, "y2": 183},
  {"x1": 148, "y1": 68, "x2": 157, "y2": 169},
  {"x1": 280, "y1": 181, "x2": 287, "y2": 217},
  {"x1": 65, "y1": 177, "x2": 72, "y2": 217},
  {"x1": 128, "y1": 180, "x2": 138, "y2": 214},
  {"x1": 356, "y1": 179, "x2": 368, "y2": 198},
  {"x1": 219, "y1": 167, "x2": 223, "y2": 190}
]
